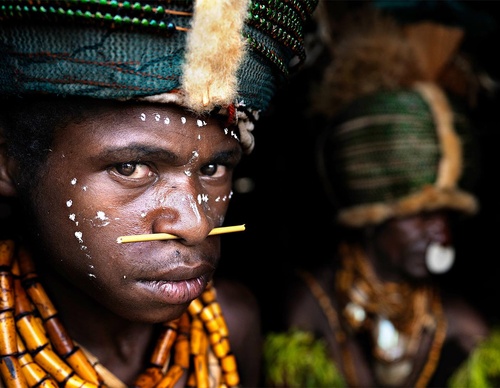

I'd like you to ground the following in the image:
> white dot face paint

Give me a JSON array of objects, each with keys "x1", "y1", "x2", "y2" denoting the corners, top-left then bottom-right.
[
  {"x1": 425, "y1": 243, "x2": 455, "y2": 274},
  {"x1": 74, "y1": 231, "x2": 83, "y2": 243},
  {"x1": 197, "y1": 194, "x2": 209, "y2": 204},
  {"x1": 69, "y1": 213, "x2": 79, "y2": 226},
  {"x1": 140, "y1": 112, "x2": 212, "y2": 128},
  {"x1": 223, "y1": 127, "x2": 240, "y2": 142},
  {"x1": 215, "y1": 192, "x2": 232, "y2": 202},
  {"x1": 93, "y1": 211, "x2": 110, "y2": 227},
  {"x1": 68, "y1": 180, "x2": 80, "y2": 224}
]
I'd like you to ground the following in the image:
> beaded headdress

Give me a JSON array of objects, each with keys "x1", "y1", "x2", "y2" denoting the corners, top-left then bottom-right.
[
  {"x1": 314, "y1": 9, "x2": 479, "y2": 228},
  {"x1": 0, "y1": 0, "x2": 318, "y2": 153}
]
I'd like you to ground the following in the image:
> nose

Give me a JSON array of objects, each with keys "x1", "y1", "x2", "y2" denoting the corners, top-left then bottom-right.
[
  {"x1": 151, "y1": 183, "x2": 214, "y2": 245},
  {"x1": 425, "y1": 212, "x2": 452, "y2": 245}
]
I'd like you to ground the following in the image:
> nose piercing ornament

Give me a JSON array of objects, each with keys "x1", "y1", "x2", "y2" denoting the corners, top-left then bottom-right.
[
  {"x1": 117, "y1": 224, "x2": 245, "y2": 243},
  {"x1": 425, "y1": 242, "x2": 455, "y2": 274}
]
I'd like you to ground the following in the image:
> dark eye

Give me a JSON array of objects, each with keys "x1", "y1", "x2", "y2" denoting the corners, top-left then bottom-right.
[
  {"x1": 200, "y1": 163, "x2": 227, "y2": 178},
  {"x1": 114, "y1": 162, "x2": 153, "y2": 179}
]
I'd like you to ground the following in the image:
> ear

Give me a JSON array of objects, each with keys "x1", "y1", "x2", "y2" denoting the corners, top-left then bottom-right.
[{"x1": 0, "y1": 129, "x2": 18, "y2": 197}]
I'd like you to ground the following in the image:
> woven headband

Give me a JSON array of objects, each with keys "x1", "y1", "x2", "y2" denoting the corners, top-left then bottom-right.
[{"x1": 317, "y1": 82, "x2": 479, "y2": 228}]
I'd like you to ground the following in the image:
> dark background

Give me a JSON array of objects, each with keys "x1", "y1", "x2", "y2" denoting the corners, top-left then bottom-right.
[{"x1": 220, "y1": 0, "x2": 500, "y2": 333}]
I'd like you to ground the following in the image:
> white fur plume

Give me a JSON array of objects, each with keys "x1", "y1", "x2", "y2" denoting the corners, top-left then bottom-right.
[{"x1": 182, "y1": 0, "x2": 249, "y2": 113}]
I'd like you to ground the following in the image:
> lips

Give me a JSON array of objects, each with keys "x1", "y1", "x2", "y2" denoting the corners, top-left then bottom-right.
[
  {"x1": 136, "y1": 262, "x2": 215, "y2": 305},
  {"x1": 141, "y1": 276, "x2": 209, "y2": 304}
]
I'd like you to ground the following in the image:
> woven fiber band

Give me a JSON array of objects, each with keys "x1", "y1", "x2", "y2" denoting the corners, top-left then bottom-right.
[{"x1": 317, "y1": 83, "x2": 479, "y2": 228}]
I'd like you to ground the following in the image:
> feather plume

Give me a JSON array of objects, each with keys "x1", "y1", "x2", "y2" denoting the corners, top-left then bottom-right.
[
  {"x1": 415, "y1": 82, "x2": 462, "y2": 189},
  {"x1": 311, "y1": 9, "x2": 425, "y2": 118},
  {"x1": 404, "y1": 22, "x2": 464, "y2": 82}
]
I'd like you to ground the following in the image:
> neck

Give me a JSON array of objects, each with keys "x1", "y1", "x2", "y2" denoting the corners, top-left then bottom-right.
[{"x1": 364, "y1": 240, "x2": 417, "y2": 285}]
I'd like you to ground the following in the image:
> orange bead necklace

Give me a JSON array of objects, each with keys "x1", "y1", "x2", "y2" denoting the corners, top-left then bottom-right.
[{"x1": 0, "y1": 240, "x2": 240, "y2": 388}]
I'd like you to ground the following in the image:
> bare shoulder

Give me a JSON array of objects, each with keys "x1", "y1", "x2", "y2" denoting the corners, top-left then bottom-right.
[
  {"x1": 213, "y1": 277, "x2": 262, "y2": 387},
  {"x1": 442, "y1": 293, "x2": 490, "y2": 352},
  {"x1": 214, "y1": 277, "x2": 260, "y2": 322},
  {"x1": 285, "y1": 267, "x2": 337, "y2": 334}
]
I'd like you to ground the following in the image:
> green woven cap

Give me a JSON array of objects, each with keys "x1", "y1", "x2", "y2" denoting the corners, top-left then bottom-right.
[
  {"x1": 317, "y1": 83, "x2": 479, "y2": 228},
  {"x1": 0, "y1": 0, "x2": 318, "y2": 152}
]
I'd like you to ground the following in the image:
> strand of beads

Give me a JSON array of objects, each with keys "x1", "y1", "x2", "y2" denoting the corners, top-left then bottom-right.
[
  {"x1": 17, "y1": 246, "x2": 102, "y2": 385},
  {"x1": 0, "y1": 0, "x2": 192, "y2": 34},
  {"x1": 0, "y1": 239, "x2": 27, "y2": 387},
  {"x1": 188, "y1": 285, "x2": 239, "y2": 388},
  {"x1": 133, "y1": 320, "x2": 181, "y2": 387},
  {"x1": 15, "y1": 250, "x2": 101, "y2": 387},
  {"x1": 298, "y1": 269, "x2": 358, "y2": 387}
]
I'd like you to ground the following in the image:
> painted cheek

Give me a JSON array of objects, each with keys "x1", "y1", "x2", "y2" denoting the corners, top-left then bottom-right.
[
  {"x1": 66, "y1": 201, "x2": 92, "y2": 258},
  {"x1": 199, "y1": 188, "x2": 234, "y2": 218},
  {"x1": 65, "y1": 179, "x2": 116, "y2": 258}
]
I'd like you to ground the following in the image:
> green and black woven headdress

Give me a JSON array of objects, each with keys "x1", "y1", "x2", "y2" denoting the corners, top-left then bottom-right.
[
  {"x1": 317, "y1": 83, "x2": 479, "y2": 228},
  {"x1": 0, "y1": 0, "x2": 318, "y2": 153},
  {"x1": 314, "y1": 9, "x2": 479, "y2": 228}
]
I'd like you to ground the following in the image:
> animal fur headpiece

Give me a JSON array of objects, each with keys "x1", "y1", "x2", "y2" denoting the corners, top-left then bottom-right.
[
  {"x1": 315, "y1": 10, "x2": 479, "y2": 228},
  {"x1": 0, "y1": 0, "x2": 318, "y2": 153}
]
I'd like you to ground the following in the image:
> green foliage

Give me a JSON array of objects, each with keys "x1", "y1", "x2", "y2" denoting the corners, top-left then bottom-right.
[
  {"x1": 262, "y1": 329, "x2": 346, "y2": 388},
  {"x1": 448, "y1": 327, "x2": 500, "y2": 387}
]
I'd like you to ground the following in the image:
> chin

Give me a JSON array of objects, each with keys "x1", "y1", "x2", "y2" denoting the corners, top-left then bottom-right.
[
  {"x1": 404, "y1": 258, "x2": 430, "y2": 279},
  {"x1": 115, "y1": 302, "x2": 190, "y2": 324}
]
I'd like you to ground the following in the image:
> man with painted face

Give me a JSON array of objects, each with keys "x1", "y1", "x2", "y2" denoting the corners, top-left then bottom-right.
[
  {"x1": 263, "y1": 7, "x2": 495, "y2": 387},
  {"x1": 265, "y1": 84, "x2": 491, "y2": 388},
  {"x1": 0, "y1": 0, "x2": 318, "y2": 387}
]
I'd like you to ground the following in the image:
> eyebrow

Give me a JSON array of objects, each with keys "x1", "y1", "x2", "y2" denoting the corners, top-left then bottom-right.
[
  {"x1": 92, "y1": 144, "x2": 242, "y2": 163},
  {"x1": 92, "y1": 144, "x2": 179, "y2": 163}
]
